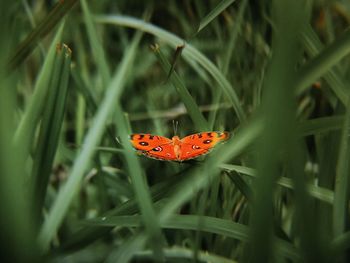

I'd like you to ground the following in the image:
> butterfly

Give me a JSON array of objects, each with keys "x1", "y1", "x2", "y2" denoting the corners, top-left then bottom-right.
[{"x1": 129, "y1": 131, "x2": 230, "y2": 161}]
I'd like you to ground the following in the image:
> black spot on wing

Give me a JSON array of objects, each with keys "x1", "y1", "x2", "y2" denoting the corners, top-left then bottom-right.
[
  {"x1": 203, "y1": 139, "x2": 212, "y2": 144},
  {"x1": 149, "y1": 135, "x2": 154, "y2": 140},
  {"x1": 151, "y1": 146, "x2": 163, "y2": 152},
  {"x1": 197, "y1": 133, "x2": 203, "y2": 138},
  {"x1": 206, "y1": 132, "x2": 213, "y2": 137}
]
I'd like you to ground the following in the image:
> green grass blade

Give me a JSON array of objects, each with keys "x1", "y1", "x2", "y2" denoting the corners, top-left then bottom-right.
[
  {"x1": 80, "y1": 3, "x2": 165, "y2": 257},
  {"x1": 247, "y1": 2, "x2": 309, "y2": 261},
  {"x1": 87, "y1": 214, "x2": 299, "y2": 261},
  {"x1": 220, "y1": 0, "x2": 247, "y2": 76},
  {"x1": 299, "y1": 24, "x2": 348, "y2": 105},
  {"x1": 196, "y1": 0, "x2": 237, "y2": 34},
  {"x1": 56, "y1": 171, "x2": 189, "y2": 253},
  {"x1": 296, "y1": 26, "x2": 350, "y2": 101},
  {"x1": 81, "y1": 0, "x2": 111, "y2": 84},
  {"x1": 220, "y1": 164, "x2": 334, "y2": 204},
  {"x1": 30, "y1": 44, "x2": 71, "y2": 222},
  {"x1": 114, "y1": 102, "x2": 166, "y2": 259},
  {"x1": 70, "y1": 41, "x2": 119, "y2": 148},
  {"x1": 298, "y1": 116, "x2": 344, "y2": 136},
  {"x1": 8, "y1": 0, "x2": 77, "y2": 69},
  {"x1": 151, "y1": 44, "x2": 209, "y2": 131},
  {"x1": 0, "y1": 2, "x2": 40, "y2": 260},
  {"x1": 38, "y1": 28, "x2": 140, "y2": 251},
  {"x1": 333, "y1": 96, "x2": 350, "y2": 236},
  {"x1": 13, "y1": 23, "x2": 65, "y2": 161},
  {"x1": 106, "y1": 234, "x2": 147, "y2": 263},
  {"x1": 95, "y1": 15, "x2": 246, "y2": 122}
]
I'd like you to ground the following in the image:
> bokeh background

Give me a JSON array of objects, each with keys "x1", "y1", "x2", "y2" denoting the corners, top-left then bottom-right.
[{"x1": 1, "y1": 0, "x2": 350, "y2": 262}]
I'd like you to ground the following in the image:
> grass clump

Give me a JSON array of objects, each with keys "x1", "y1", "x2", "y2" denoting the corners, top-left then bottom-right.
[{"x1": 2, "y1": 1, "x2": 350, "y2": 262}]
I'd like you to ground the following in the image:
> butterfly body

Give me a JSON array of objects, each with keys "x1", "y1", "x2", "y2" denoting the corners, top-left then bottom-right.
[{"x1": 130, "y1": 132, "x2": 229, "y2": 162}]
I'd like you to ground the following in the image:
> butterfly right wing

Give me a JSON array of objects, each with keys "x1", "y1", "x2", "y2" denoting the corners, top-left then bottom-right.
[
  {"x1": 129, "y1": 134, "x2": 177, "y2": 161},
  {"x1": 179, "y1": 131, "x2": 230, "y2": 160}
]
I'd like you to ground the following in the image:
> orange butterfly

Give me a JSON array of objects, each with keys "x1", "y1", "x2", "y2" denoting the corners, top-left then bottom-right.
[{"x1": 129, "y1": 132, "x2": 230, "y2": 161}]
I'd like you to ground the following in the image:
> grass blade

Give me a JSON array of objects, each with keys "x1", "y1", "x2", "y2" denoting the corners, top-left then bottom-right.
[
  {"x1": 220, "y1": 164, "x2": 334, "y2": 204},
  {"x1": 81, "y1": 2, "x2": 165, "y2": 257},
  {"x1": 246, "y1": 2, "x2": 309, "y2": 262},
  {"x1": 30, "y1": 44, "x2": 71, "y2": 223},
  {"x1": 151, "y1": 43, "x2": 209, "y2": 131},
  {"x1": 81, "y1": 0, "x2": 111, "y2": 84},
  {"x1": 296, "y1": 26, "x2": 350, "y2": 101},
  {"x1": 196, "y1": 0, "x2": 237, "y2": 34},
  {"x1": 95, "y1": 15, "x2": 246, "y2": 122},
  {"x1": 13, "y1": 23, "x2": 65, "y2": 162},
  {"x1": 299, "y1": 24, "x2": 348, "y2": 105},
  {"x1": 298, "y1": 115, "x2": 344, "y2": 136},
  {"x1": 114, "y1": 98, "x2": 166, "y2": 259},
  {"x1": 87, "y1": 214, "x2": 299, "y2": 261},
  {"x1": 333, "y1": 96, "x2": 350, "y2": 237},
  {"x1": 38, "y1": 27, "x2": 140, "y2": 251}
]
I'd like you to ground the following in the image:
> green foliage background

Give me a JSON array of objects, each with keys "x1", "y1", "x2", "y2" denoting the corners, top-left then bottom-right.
[{"x1": 1, "y1": 0, "x2": 350, "y2": 262}]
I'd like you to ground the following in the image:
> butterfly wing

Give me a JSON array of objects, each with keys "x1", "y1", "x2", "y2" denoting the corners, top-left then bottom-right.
[
  {"x1": 129, "y1": 134, "x2": 177, "y2": 161},
  {"x1": 179, "y1": 131, "x2": 230, "y2": 161}
]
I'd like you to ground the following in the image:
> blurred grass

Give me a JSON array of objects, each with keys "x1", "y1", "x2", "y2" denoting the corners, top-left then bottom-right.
[
  {"x1": 8, "y1": 0, "x2": 77, "y2": 69},
  {"x1": 2, "y1": 0, "x2": 350, "y2": 262}
]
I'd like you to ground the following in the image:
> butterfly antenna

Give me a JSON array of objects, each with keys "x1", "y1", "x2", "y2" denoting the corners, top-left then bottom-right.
[{"x1": 172, "y1": 120, "x2": 179, "y2": 136}]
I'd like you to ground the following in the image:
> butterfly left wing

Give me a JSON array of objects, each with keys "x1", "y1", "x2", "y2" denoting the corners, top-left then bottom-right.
[
  {"x1": 129, "y1": 134, "x2": 178, "y2": 161},
  {"x1": 179, "y1": 131, "x2": 230, "y2": 161}
]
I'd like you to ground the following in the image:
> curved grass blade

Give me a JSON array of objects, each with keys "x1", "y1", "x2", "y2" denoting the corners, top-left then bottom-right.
[
  {"x1": 296, "y1": 26, "x2": 350, "y2": 102},
  {"x1": 87, "y1": 214, "x2": 299, "y2": 261},
  {"x1": 95, "y1": 15, "x2": 246, "y2": 122},
  {"x1": 220, "y1": 164, "x2": 334, "y2": 204},
  {"x1": 299, "y1": 24, "x2": 348, "y2": 105},
  {"x1": 56, "y1": 170, "x2": 190, "y2": 253}
]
